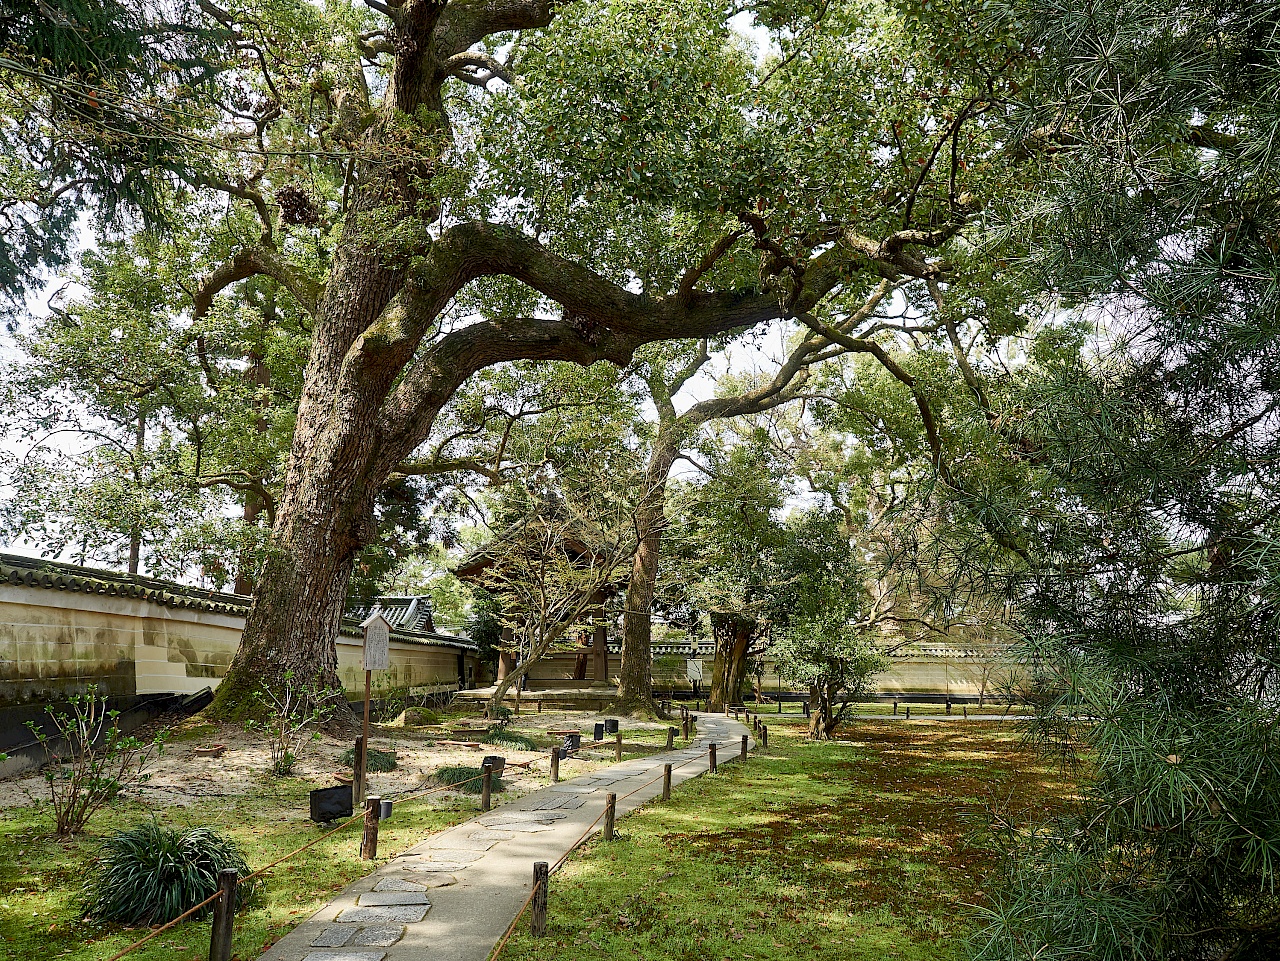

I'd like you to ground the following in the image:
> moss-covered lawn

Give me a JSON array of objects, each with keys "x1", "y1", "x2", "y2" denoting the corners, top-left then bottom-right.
[
  {"x1": 498, "y1": 717, "x2": 1070, "y2": 961},
  {"x1": 0, "y1": 777, "x2": 482, "y2": 961}
]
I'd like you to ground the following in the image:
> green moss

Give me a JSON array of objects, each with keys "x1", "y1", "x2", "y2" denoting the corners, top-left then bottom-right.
[
  {"x1": 0, "y1": 779, "x2": 476, "y2": 961},
  {"x1": 498, "y1": 719, "x2": 1071, "y2": 961}
]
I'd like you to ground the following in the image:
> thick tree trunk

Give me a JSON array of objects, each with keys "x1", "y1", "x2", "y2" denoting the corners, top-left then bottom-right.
[
  {"x1": 707, "y1": 614, "x2": 753, "y2": 711},
  {"x1": 209, "y1": 456, "x2": 381, "y2": 720},
  {"x1": 208, "y1": 253, "x2": 398, "y2": 719},
  {"x1": 615, "y1": 445, "x2": 677, "y2": 715},
  {"x1": 808, "y1": 682, "x2": 837, "y2": 739}
]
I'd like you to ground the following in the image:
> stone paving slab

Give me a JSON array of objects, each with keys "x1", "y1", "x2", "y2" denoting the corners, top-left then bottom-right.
[
  {"x1": 352, "y1": 926, "x2": 405, "y2": 947},
  {"x1": 356, "y1": 893, "x2": 430, "y2": 907},
  {"x1": 310, "y1": 926, "x2": 355, "y2": 948},
  {"x1": 336, "y1": 905, "x2": 430, "y2": 924},
  {"x1": 372, "y1": 877, "x2": 429, "y2": 893},
  {"x1": 261, "y1": 713, "x2": 749, "y2": 961}
]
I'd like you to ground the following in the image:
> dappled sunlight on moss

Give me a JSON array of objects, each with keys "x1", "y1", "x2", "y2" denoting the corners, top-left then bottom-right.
[{"x1": 500, "y1": 720, "x2": 1070, "y2": 961}]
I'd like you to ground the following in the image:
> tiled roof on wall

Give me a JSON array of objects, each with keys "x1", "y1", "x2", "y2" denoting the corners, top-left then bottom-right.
[{"x1": 0, "y1": 552, "x2": 475, "y2": 650}]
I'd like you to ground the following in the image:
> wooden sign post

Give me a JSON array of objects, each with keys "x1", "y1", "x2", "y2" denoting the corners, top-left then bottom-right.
[{"x1": 357, "y1": 611, "x2": 391, "y2": 805}]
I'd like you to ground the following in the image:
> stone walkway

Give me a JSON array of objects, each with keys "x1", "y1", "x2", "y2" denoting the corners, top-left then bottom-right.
[{"x1": 258, "y1": 713, "x2": 751, "y2": 961}]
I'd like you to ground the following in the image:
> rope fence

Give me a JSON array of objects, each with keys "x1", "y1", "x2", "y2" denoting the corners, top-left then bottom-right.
[
  {"x1": 485, "y1": 723, "x2": 757, "y2": 961},
  {"x1": 98, "y1": 718, "x2": 711, "y2": 961}
]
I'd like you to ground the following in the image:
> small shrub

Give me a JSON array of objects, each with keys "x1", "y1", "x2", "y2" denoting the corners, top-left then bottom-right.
[
  {"x1": 83, "y1": 823, "x2": 256, "y2": 925},
  {"x1": 483, "y1": 730, "x2": 537, "y2": 751},
  {"x1": 243, "y1": 672, "x2": 323, "y2": 776},
  {"x1": 26, "y1": 692, "x2": 165, "y2": 836},
  {"x1": 433, "y1": 765, "x2": 504, "y2": 794},
  {"x1": 339, "y1": 746, "x2": 398, "y2": 772},
  {"x1": 488, "y1": 704, "x2": 514, "y2": 725}
]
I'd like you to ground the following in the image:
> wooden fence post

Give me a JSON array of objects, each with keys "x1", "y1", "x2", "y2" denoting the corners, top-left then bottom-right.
[
  {"x1": 481, "y1": 762, "x2": 492, "y2": 812},
  {"x1": 550, "y1": 747, "x2": 560, "y2": 784},
  {"x1": 709, "y1": 742, "x2": 717, "y2": 773},
  {"x1": 532, "y1": 862, "x2": 549, "y2": 937},
  {"x1": 604, "y1": 793, "x2": 616, "y2": 841},
  {"x1": 681, "y1": 716, "x2": 689, "y2": 739},
  {"x1": 614, "y1": 731, "x2": 623, "y2": 761},
  {"x1": 740, "y1": 734, "x2": 748, "y2": 760},
  {"x1": 361, "y1": 796, "x2": 380, "y2": 860},
  {"x1": 666, "y1": 727, "x2": 675, "y2": 750},
  {"x1": 352, "y1": 735, "x2": 365, "y2": 806},
  {"x1": 761, "y1": 726, "x2": 769, "y2": 749},
  {"x1": 207, "y1": 868, "x2": 237, "y2": 961},
  {"x1": 662, "y1": 763, "x2": 672, "y2": 801}
]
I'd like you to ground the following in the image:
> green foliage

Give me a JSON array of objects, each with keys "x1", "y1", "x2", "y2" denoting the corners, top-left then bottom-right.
[
  {"x1": 0, "y1": 1, "x2": 230, "y2": 316},
  {"x1": 243, "y1": 674, "x2": 323, "y2": 777},
  {"x1": 82, "y1": 822, "x2": 256, "y2": 925},
  {"x1": 956, "y1": 2, "x2": 1280, "y2": 958},
  {"x1": 26, "y1": 692, "x2": 165, "y2": 836},
  {"x1": 338, "y1": 746, "x2": 397, "y2": 772},
  {"x1": 431, "y1": 765, "x2": 504, "y2": 795},
  {"x1": 482, "y1": 730, "x2": 537, "y2": 752}
]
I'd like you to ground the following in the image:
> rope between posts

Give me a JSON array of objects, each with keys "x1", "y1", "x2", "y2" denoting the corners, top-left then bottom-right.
[
  {"x1": 101, "y1": 888, "x2": 225, "y2": 961},
  {"x1": 101, "y1": 722, "x2": 722, "y2": 961},
  {"x1": 100, "y1": 752, "x2": 552, "y2": 960},
  {"x1": 492, "y1": 725, "x2": 741, "y2": 960}
]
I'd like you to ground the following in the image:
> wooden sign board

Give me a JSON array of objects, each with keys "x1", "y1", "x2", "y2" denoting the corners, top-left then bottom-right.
[{"x1": 361, "y1": 612, "x2": 391, "y2": 671}]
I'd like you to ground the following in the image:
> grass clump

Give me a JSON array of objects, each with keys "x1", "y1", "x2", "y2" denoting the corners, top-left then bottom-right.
[
  {"x1": 484, "y1": 729, "x2": 538, "y2": 751},
  {"x1": 338, "y1": 746, "x2": 397, "y2": 772},
  {"x1": 433, "y1": 765, "x2": 504, "y2": 794},
  {"x1": 83, "y1": 823, "x2": 256, "y2": 925}
]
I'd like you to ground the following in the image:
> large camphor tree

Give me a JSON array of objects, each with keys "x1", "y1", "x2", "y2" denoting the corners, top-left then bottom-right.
[
  {"x1": 7, "y1": 0, "x2": 1032, "y2": 714},
  {"x1": 188, "y1": 0, "x2": 1031, "y2": 714}
]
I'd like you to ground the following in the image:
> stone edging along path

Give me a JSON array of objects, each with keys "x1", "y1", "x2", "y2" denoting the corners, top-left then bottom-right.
[{"x1": 257, "y1": 713, "x2": 752, "y2": 961}]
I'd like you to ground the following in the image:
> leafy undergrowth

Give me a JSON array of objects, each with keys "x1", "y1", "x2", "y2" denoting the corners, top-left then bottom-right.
[
  {"x1": 500, "y1": 718, "x2": 1073, "y2": 961},
  {"x1": 0, "y1": 778, "x2": 478, "y2": 961}
]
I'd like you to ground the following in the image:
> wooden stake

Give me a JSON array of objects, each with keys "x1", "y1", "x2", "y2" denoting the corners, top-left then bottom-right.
[
  {"x1": 550, "y1": 747, "x2": 560, "y2": 784},
  {"x1": 709, "y1": 742, "x2": 717, "y2": 773},
  {"x1": 662, "y1": 763, "x2": 672, "y2": 801},
  {"x1": 532, "y1": 862, "x2": 548, "y2": 937},
  {"x1": 352, "y1": 735, "x2": 365, "y2": 807},
  {"x1": 614, "y1": 731, "x2": 622, "y2": 762},
  {"x1": 207, "y1": 868, "x2": 236, "y2": 961},
  {"x1": 361, "y1": 795, "x2": 380, "y2": 860},
  {"x1": 666, "y1": 726, "x2": 675, "y2": 750},
  {"x1": 740, "y1": 734, "x2": 748, "y2": 760},
  {"x1": 604, "y1": 793, "x2": 616, "y2": 841},
  {"x1": 481, "y1": 762, "x2": 492, "y2": 812},
  {"x1": 360, "y1": 669, "x2": 371, "y2": 804},
  {"x1": 761, "y1": 725, "x2": 768, "y2": 749}
]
